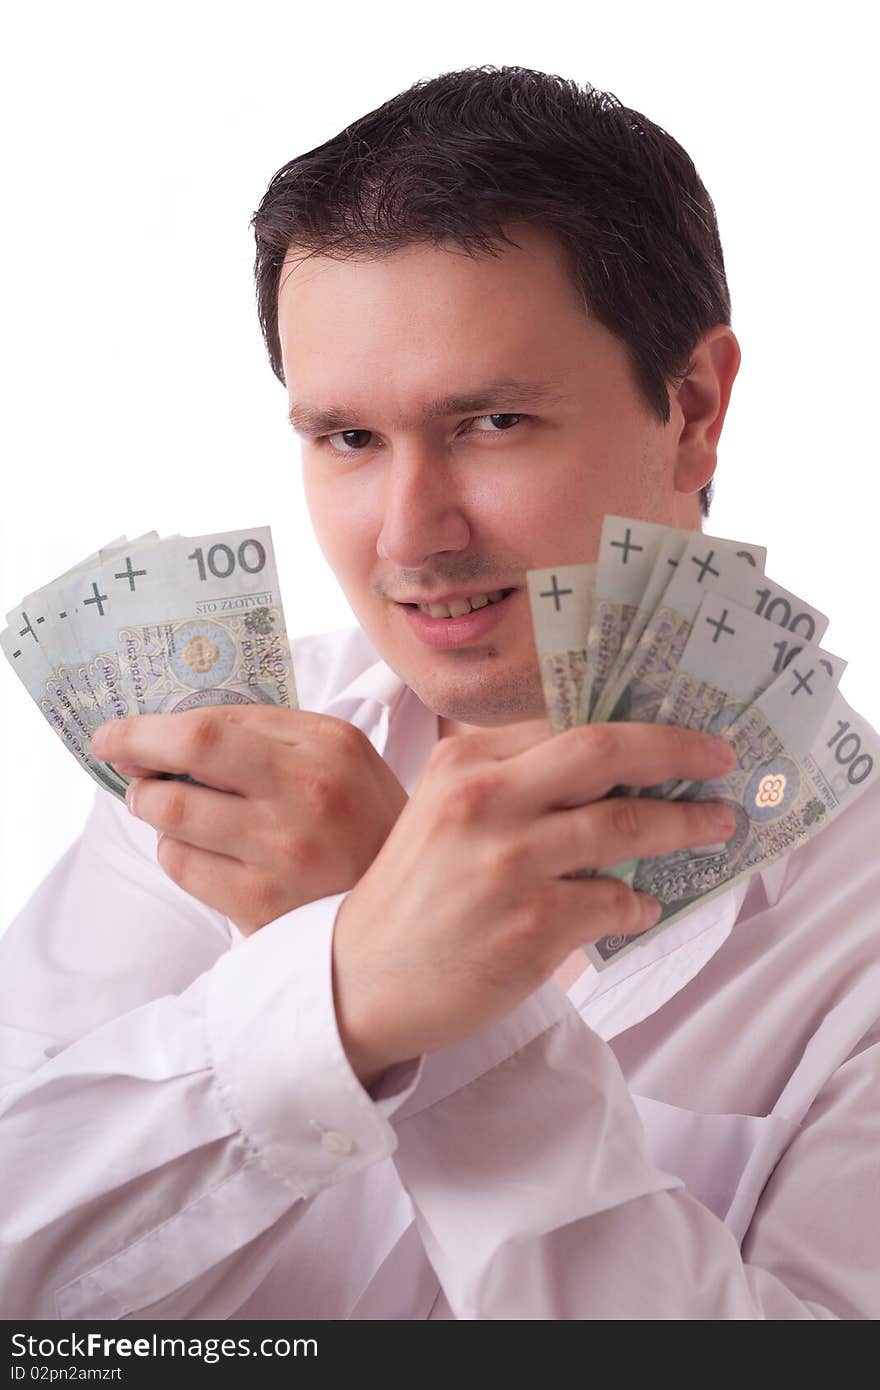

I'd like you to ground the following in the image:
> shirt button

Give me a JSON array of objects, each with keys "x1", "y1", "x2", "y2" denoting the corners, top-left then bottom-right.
[{"x1": 320, "y1": 1129, "x2": 355, "y2": 1155}]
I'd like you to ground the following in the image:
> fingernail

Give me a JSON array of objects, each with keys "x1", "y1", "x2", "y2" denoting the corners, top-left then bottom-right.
[{"x1": 125, "y1": 780, "x2": 138, "y2": 815}]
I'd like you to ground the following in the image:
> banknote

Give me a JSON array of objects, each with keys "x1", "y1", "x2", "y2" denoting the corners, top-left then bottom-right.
[
  {"x1": 601, "y1": 537, "x2": 826, "y2": 726},
  {"x1": 40, "y1": 534, "x2": 164, "y2": 733},
  {"x1": 2, "y1": 526, "x2": 297, "y2": 800},
  {"x1": 0, "y1": 620, "x2": 129, "y2": 797},
  {"x1": 642, "y1": 592, "x2": 845, "y2": 798},
  {"x1": 1, "y1": 536, "x2": 148, "y2": 794},
  {"x1": 526, "y1": 515, "x2": 879, "y2": 971},
  {"x1": 585, "y1": 685, "x2": 879, "y2": 969},
  {"x1": 85, "y1": 528, "x2": 297, "y2": 717},
  {"x1": 586, "y1": 517, "x2": 682, "y2": 720},
  {"x1": 526, "y1": 565, "x2": 596, "y2": 732},
  {"x1": 591, "y1": 530, "x2": 769, "y2": 723}
]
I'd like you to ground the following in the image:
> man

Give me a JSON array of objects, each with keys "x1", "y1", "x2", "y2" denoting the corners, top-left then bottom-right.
[{"x1": 1, "y1": 66, "x2": 877, "y2": 1319}]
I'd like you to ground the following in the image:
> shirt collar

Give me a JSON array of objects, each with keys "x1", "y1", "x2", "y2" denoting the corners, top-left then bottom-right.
[
  {"x1": 322, "y1": 657, "x2": 408, "y2": 752},
  {"x1": 324, "y1": 657, "x2": 409, "y2": 714}
]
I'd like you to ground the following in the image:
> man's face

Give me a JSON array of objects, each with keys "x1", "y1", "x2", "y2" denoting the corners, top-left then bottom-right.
[{"x1": 277, "y1": 224, "x2": 705, "y2": 727}]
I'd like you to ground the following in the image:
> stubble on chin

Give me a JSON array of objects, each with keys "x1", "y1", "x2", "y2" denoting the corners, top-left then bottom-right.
[{"x1": 408, "y1": 659, "x2": 546, "y2": 727}]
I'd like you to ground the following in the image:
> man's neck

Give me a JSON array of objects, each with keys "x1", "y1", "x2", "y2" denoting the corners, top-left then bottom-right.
[{"x1": 437, "y1": 716, "x2": 482, "y2": 739}]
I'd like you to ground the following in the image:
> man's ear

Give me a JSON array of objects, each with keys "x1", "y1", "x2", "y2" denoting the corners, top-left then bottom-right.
[{"x1": 672, "y1": 326, "x2": 741, "y2": 497}]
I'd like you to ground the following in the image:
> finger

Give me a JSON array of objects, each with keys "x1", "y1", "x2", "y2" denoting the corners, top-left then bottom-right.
[
  {"x1": 105, "y1": 759, "x2": 155, "y2": 779},
  {"x1": 517, "y1": 788, "x2": 737, "y2": 879},
  {"x1": 127, "y1": 776, "x2": 273, "y2": 863},
  {"x1": 554, "y1": 873, "x2": 662, "y2": 946},
  {"x1": 512, "y1": 721, "x2": 736, "y2": 811},
  {"x1": 183, "y1": 704, "x2": 354, "y2": 747},
  {"x1": 90, "y1": 710, "x2": 279, "y2": 795},
  {"x1": 155, "y1": 834, "x2": 280, "y2": 928}
]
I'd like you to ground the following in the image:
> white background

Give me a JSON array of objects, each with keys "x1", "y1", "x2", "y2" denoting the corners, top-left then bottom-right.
[{"x1": 1, "y1": 1, "x2": 877, "y2": 934}]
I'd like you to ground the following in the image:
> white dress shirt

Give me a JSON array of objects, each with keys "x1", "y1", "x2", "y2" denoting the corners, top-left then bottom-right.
[{"x1": 1, "y1": 624, "x2": 878, "y2": 1320}]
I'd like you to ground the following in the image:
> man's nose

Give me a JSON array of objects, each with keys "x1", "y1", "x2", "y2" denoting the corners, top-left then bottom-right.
[{"x1": 376, "y1": 445, "x2": 471, "y2": 568}]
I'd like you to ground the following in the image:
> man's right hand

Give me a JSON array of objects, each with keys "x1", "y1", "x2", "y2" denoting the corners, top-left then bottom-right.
[{"x1": 331, "y1": 720, "x2": 738, "y2": 1089}]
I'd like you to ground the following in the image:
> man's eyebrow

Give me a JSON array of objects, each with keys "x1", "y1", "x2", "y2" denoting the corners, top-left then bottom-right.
[{"x1": 287, "y1": 377, "x2": 569, "y2": 435}]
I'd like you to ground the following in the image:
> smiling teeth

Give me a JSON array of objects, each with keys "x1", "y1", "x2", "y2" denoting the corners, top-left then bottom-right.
[{"x1": 418, "y1": 590, "x2": 506, "y2": 617}]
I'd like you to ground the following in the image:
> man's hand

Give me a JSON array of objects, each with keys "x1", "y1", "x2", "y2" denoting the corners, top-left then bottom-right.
[
  {"x1": 331, "y1": 720, "x2": 739, "y2": 1090},
  {"x1": 89, "y1": 706, "x2": 408, "y2": 934}
]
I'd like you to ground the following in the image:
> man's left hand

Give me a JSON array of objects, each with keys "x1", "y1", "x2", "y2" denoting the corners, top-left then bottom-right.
[{"x1": 89, "y1": 706, "x2": 408, "y2": 935}]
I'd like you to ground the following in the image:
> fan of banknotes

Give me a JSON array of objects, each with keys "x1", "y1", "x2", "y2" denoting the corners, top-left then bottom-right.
[
  {"x1": 3, "y1": 518, "x2": 878, "y2": 976},
  {"x1": 1, "y1": 527, "x2": 298, "y2": 801},
  {"x1": 527, "y1": 515, "x2": 880, "y2": 970}
]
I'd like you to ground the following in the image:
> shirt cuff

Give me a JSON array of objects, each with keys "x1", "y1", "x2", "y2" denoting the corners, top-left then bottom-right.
[
  {"x1": 206, "y1": 891, "x2": 421, "y2": 1199},
  {"x1": 392, "y1": 976, "x2": 572, "y2": 1123},
  {"x1": 368, "y1": 1055, "x2": 426, "y2": 1117}
]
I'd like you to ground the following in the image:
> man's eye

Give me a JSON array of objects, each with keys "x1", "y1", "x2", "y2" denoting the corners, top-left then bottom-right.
[
  {"x1": 470, "y1": 413, "x2": 524, "y2": 433},
  {"x1": 320, "y1": 414, "x2": 526, "y2": 455},
  {"x1": 322, "y1": 429, "x2": 374, "y2": 453}
]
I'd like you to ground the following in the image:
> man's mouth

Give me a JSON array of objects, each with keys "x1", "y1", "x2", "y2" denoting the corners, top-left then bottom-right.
[
  {"x1": 399, "y1": 588, "x2": 516, "y2": 619},
  {"x1": 396, "y1": 588, "x2": 518, "y2": 650}
]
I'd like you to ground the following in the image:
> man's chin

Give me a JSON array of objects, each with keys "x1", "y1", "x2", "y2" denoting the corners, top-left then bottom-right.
[{"x1": 405, "y1": 671, "x2": 546, "y2": 727}]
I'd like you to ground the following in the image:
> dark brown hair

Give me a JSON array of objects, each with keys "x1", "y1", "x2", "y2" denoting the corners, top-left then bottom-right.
[{"x1": 251, "y1": 65, "x2": 733, "y2": 515}]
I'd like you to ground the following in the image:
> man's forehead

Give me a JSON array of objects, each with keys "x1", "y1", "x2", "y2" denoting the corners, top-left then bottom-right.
[
  {"x1": 278, "y1": 223, "x2": 573, "y2": 297},
  {"x1": 278, "y1": 228, "x2": 592, "y2": 432},
  {"x1": 279, "y1": 240, "x2": 464, "y2": 301}
]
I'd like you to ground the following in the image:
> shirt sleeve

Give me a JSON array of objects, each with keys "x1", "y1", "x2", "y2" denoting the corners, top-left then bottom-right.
[
  {"x1": 389, "y1": 989, "x2": 879, "y2": 1320},
  {"x1": 0, "y1": 790, "x2": 422, "y2": 1320}
]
